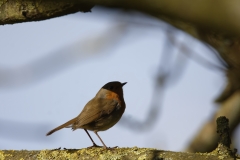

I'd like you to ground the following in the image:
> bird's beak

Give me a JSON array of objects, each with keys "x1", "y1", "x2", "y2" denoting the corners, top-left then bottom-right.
[{"x1": 121, "y1": 82, "x2": 127, "y2": 86}]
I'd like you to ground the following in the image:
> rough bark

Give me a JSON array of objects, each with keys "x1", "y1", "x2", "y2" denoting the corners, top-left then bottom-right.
[
  {"x1": 1, "y1": 0, "x2": 240, "y2": 37},
  {"x1": 0, "y1": 0, "x2": 93, "y2": 25},
  {"x1": 0, "y1": 146, "x2": 238, "y2": 160}
]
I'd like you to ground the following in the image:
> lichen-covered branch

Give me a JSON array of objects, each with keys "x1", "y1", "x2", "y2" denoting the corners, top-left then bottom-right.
[
  {"x1": 1, "y1": 0, "x2": 240, "y2": 37},
  {"x1": 0, "y1": 0, "x2": 94, "y2": 25},
  {"x1": 0, "y1": 147, "x2": 236, "y2": 160}
]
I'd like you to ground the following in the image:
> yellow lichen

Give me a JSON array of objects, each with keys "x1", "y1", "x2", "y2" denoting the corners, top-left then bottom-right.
[
  {"x1": 138, "y1": 154, "x2": 148, "y2": 160},
  {"x1": 32, "y1": 147, "x2": 158, "y2": 159},
  {"x1": 0, "y1": 151, "x2": 13, "y2": 160}
]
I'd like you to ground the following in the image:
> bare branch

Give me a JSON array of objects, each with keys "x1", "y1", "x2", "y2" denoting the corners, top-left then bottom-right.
[{"x1": 1, "y1": 0, "x2": 240, "y2": 37}]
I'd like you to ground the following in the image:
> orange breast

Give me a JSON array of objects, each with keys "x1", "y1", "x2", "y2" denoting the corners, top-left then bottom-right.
[
  {"x1": 105, "y1": 92, "x2": 120, "y2": 100},
  {"x1": 104, "y1": 91, "x2": 125, "y2": 108}
]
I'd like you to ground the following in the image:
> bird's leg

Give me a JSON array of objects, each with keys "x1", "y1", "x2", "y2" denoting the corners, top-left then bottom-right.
[
  {"x1": 94, "y1": 131, "x2": 109, "y2": 149},
  {"x1": 84, "y1": 129, "x2": 101, "y2": 148}
]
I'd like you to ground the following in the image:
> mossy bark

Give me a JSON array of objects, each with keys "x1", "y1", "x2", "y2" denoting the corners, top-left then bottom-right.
[{"x1": 0, "y1": 146, "x2": 237, "y2": 160}]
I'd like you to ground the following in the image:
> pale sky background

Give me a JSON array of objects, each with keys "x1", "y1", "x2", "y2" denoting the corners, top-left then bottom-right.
[{"x1": 0, "y1": 8, "x2": 236, "y2": 151}]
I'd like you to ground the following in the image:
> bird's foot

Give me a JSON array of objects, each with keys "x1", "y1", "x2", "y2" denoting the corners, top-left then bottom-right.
[
  {"x1": 51, "y1": 147, "x2": 61, "y2": 151},
  {"x1": 87, "y1": 143, "x2": 102, "y2": 148},
  {"x1": 104, "y1": 146, "x2": 118, "y2": 150}
]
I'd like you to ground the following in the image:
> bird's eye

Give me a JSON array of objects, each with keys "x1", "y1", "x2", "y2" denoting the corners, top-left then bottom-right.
[{"x1": 110, "y1": 86, "x2": 114, "y2": 90}]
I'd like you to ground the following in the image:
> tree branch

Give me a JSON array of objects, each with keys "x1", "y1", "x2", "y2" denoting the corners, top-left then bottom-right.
[
  {"x1": 1, "y1": 0, "x2": 240, "y2": 37},
  {"x1": 0, "y1": 147, "x2": 236, "y2": 160},
  {"x1": 0, "y1": 0, "x2": 93, "y2": 25}
]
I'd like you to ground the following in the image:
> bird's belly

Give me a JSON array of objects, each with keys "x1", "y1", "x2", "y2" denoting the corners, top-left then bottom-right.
[{"x1": 83, "y1": 107, "x2": 124, "y2": 131}]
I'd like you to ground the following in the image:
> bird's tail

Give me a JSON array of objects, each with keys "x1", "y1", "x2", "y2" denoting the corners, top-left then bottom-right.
[{"x1": 46, "y1": 117, "x2": 77, "y2": 136}]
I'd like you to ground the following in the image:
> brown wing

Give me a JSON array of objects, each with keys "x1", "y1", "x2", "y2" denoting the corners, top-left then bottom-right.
[{"x1": 72, "y1": 98, "x2": 119, "y2": 129}]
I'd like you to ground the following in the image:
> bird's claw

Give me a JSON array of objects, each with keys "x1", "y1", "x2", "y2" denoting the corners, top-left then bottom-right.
[{"x1": 87, "y1": 143, "x2": 102, "y2": 148}]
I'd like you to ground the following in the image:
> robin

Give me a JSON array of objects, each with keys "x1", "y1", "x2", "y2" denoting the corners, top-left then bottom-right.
[{"x1": 46, "y1": 81, "x2": 127, "y2": 149}]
